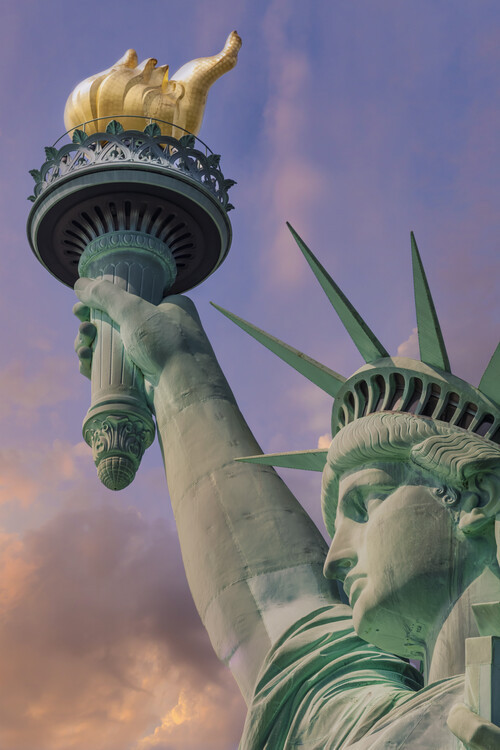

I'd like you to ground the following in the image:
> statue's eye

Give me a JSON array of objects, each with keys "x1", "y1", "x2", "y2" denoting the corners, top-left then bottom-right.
[
  {"x1": 342, "y1": 490, "x2": 369, "y2": 522},
  {"x1": 342, "y1": 486, "x2": 393, "y2": 522}
]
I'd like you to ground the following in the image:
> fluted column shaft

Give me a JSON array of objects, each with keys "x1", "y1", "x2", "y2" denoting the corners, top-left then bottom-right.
[{"x1": 79, "y1": 230, "x2": 177, "y2": 489}]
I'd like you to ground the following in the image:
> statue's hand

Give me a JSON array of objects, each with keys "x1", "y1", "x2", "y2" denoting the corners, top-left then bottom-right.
[
  {"x1": 447, "y1": 703, "x2": 500, "y2": 749},
  {"x1": 73, "y1": 277, "x2": 200, "y2": 388}
]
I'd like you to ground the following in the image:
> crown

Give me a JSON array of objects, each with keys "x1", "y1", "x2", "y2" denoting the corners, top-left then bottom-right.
[{"x1": 212, "y1": 225, "x2": 500, "y2": 474}]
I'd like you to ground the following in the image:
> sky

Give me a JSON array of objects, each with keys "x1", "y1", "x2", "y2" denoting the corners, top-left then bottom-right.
[{"x1": 0, "y1": 1, "x2": 498, "y2": 748}]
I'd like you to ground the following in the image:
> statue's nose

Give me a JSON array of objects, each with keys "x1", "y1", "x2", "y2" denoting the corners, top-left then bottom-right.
[{"x1": 323, "y1": 520, "x2": 358, "y2": 581}]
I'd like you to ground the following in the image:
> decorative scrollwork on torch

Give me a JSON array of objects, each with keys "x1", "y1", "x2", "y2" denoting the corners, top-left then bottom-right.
[{"x1": 84, "y1": 413, "x2": 155, "y2": 490}]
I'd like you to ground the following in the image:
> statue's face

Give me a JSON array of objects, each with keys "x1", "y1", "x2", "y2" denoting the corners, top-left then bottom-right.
[{"x1": 323, "y1": 461, "x2": 464, "y2": 659}]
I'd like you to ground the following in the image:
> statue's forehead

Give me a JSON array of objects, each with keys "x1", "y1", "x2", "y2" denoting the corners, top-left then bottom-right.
[
  {"x1": 338, "y1": 465, "x2": 398, "y2": 492},
  {"x1": 336, "y1": 461, "x2": 413, "y2": 495}
]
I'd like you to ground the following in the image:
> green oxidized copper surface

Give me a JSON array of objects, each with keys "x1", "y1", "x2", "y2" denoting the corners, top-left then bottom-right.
[
  {"x1": 83, "y1": 412, "x2": 155, "y2": 491},
  {"x1": 74, "y1": 225, "x2": 500, "y2": 747},
  {"x1": 27, "y1": 123, "x2": 234, "y2": 490},
  {"x1": 219, "y1": 227, "x2": 500, "y2": 477},
  {"x1": 78, "y1": 230, "x2": 177, "y2": 279},
  {"x1": 210, "y1": 226, "x2": 500, "y2": 745},
  {"x1": 28, "y1": 120, "x2": 236, "y2": 212},
  {"x1": 330, "y1": 356, "x2": 500, "y2": 440},
  {"x1": 77, "y1": 228, "x2": 177, "y2": 490},
  {"x1": 27, "y1": 121, "x2": 233, "y2": 295}
]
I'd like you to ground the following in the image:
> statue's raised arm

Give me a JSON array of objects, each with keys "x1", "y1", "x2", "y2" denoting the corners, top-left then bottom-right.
[{"x1": 73, "y1": 280, "x2": 341, "y2": 705}]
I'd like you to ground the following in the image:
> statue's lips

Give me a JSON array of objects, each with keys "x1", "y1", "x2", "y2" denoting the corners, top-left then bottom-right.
[{"x1": 344, "y1": 574, "x2": 366, "y2": 606}]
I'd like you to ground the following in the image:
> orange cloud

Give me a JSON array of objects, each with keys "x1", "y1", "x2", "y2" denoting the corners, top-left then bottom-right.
[
  {"x1": 0, "y1": 506, "x2": 245, "y2": 750},
  {"x1": 137, "y1": 679, "x2": 245, "y2": 750},
  {"x1": 0, "y1": 441, "x2": 90, "y2": 509},
  {"x1": 0, "y1": 453, "x2": 39, "y2": 507},
  {"x1": 396, "y1": 327, "x2": 419, "y2": 359},
  {"x1": 0, "y1": 533, "x2": 36, "y2": 613}
]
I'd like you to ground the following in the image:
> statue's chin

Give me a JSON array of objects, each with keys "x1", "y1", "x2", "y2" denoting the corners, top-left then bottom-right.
[{"x1": 353, "y1": 597, "x2": 427, "y2": 661}]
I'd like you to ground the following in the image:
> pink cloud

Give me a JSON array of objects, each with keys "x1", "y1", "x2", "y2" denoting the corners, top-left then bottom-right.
[
  {"x1": 317, "y1": 433, "x2": 331, "y2": 450},
  {"x1": 137, "y1": 681, "x2": 244, "y2": 750},
  {"x1": 397, "y1": 327, "x2": 419, "y2": 359},
  {"x1": 0, "y1": 506, "x2": 245, "y2": 750},
  {"x1": 0, "y1": 441, "x2": 90, "y2": 509},
  {"x1": 0, "y1": 452, "x2": 40, "y2": 507}
]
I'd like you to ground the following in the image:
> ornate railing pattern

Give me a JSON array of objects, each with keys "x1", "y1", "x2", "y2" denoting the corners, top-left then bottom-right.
[{"x1": 28, "y1": 120, "x2": 235, "y2": 211}]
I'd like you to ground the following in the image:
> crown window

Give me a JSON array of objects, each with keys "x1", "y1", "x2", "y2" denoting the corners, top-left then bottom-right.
[
  {"x1": 421, "y1": 384, "x2": 441, "y2": 417},
  {"x1": 457, "y1": 402, "x2": 478, "y2": 430}
]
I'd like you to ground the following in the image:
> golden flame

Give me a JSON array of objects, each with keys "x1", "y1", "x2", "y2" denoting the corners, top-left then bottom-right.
[{"x1": 64, "y1": 31, "x2": 241, "y2": 138}]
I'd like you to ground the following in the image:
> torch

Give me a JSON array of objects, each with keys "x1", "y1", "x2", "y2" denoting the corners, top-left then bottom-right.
[{"x1": 27, "y1": 34, "x2": 240, "y2": 490}]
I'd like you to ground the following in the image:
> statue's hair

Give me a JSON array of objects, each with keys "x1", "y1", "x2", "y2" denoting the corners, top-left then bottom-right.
[{"x1": 321, "y1": 412, "x2": 500, "y2": 538}]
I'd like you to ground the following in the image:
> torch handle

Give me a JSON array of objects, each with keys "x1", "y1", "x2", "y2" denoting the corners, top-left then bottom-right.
[
  {"x1": 88, "y1": 257, "x2": 163, "y2": 406},
  {"x1": 79, "y1": 231, "x2": 177, "y2": 490}
]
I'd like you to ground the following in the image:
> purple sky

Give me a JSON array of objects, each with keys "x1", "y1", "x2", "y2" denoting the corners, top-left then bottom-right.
[{"x1": 0, "y1": 1, "x2": 498, "y2": 748}]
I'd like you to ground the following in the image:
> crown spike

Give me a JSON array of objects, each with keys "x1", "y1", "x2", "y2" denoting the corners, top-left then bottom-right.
[
  {"x1": 211, "y1": 303, "x2": 346, "y2": 397},
  {"x1": 411, "y1": 232, "x2": 451, "y2": 372},
  {"x1": 286, "y1": 223, "x2": 388, "y2": 363},
  {"x1": 479, "y1": 342, "x2": 500, "y2": 404},
  {"x1": 235, "y1": 449, "x2": 328, "y2": 472}
]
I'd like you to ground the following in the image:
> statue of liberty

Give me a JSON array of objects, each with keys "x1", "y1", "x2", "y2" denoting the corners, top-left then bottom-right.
[
  {"x1": 73, "y1": 222, "x2": 500, "y2": 748},
  {"x1": 30, "y1": 30, "x2": 499, "y2": 750}
]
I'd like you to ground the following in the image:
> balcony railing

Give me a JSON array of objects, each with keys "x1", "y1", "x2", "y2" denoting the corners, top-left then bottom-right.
[{"x1": 28, "y1": 118, "x2": 235, "y2": 212}]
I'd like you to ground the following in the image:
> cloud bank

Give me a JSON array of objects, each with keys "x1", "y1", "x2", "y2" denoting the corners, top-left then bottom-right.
[{"x1": 0, "y1": 506, "x2": 245, "y2": 750}]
